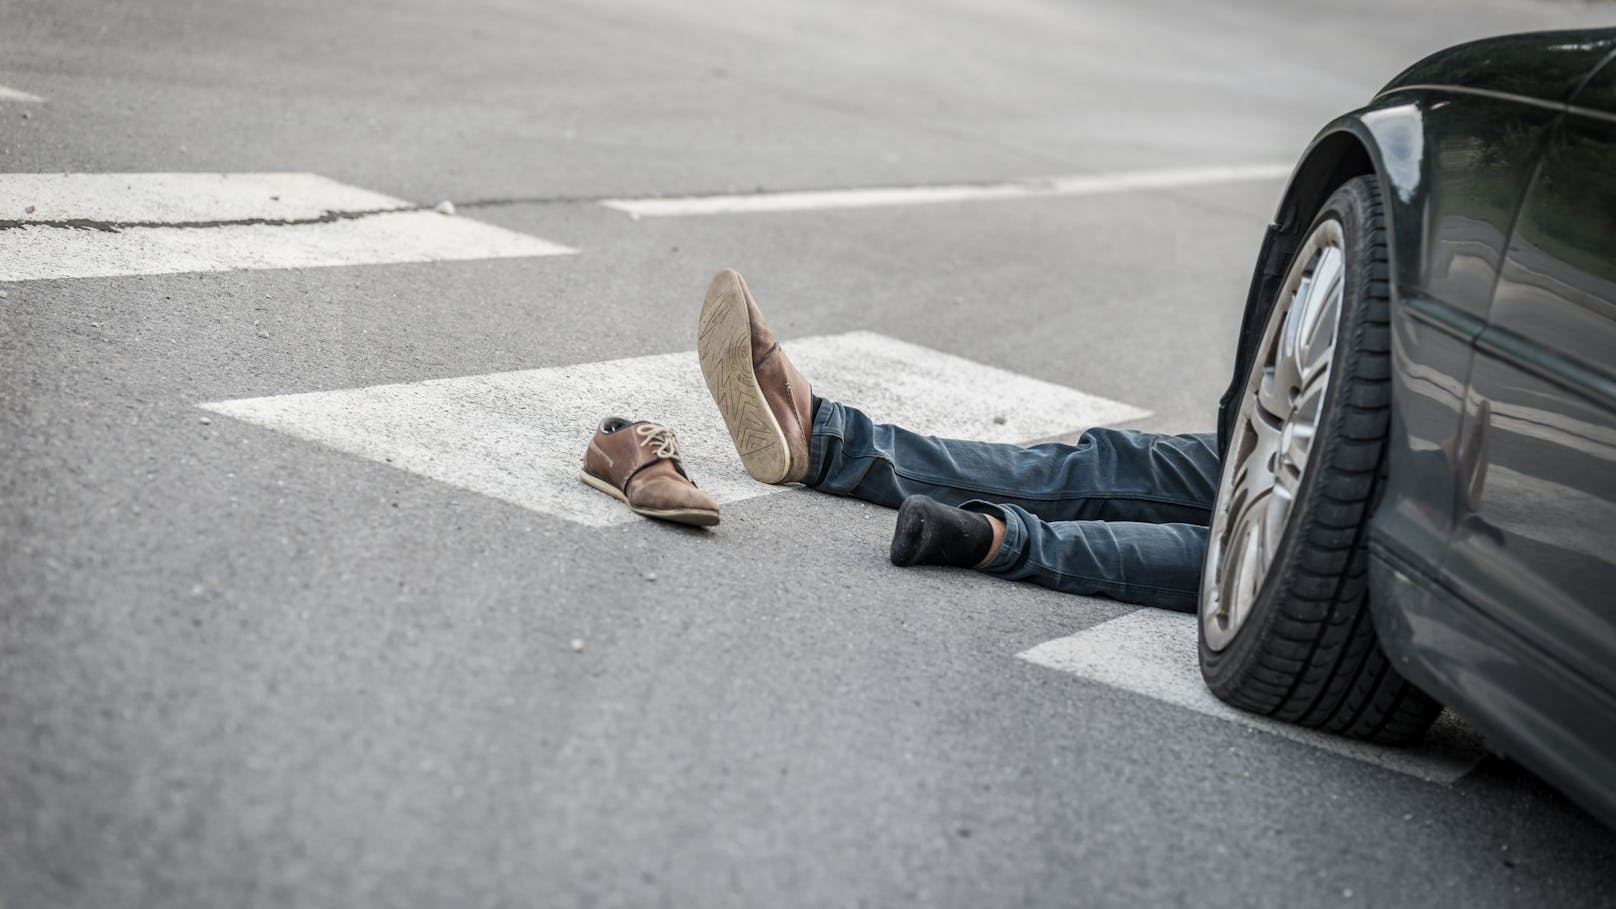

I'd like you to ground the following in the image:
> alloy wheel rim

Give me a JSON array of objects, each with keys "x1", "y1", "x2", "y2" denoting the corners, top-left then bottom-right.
[{"x1": 1202, "y1": 219, "x2": 1347, "y2": 652}]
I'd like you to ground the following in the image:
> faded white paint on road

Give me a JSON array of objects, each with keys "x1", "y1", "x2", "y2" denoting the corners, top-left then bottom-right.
[
  {"x1": 1018, "y1": 610, "x2": 1487, "y2": 783},
  {"x1": 600, "y1": 162, "x2": 1292, "y2": 218},
  {"x1": 0, "y1": 173, "x2": 575, "y2": 281},
  {"x1": 202, "y1": 331, "x2": 1149, "y2": 527},
  {"x1": 1, "y1": 173, "x2": 411, "y2": 222},
  {"x1": 0, "y1": 85, "x2": 44, "y2": 103}
]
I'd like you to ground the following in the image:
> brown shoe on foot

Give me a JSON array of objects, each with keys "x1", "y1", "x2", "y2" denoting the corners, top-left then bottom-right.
[
  {"x1": 580, "y1": 417, "x2": 719, "y2": 526},
  {"x1": 697, "y1": 268, "x2": 813, "y2": 484}
]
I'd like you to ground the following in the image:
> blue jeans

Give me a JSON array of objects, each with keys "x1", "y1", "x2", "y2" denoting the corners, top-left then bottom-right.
[{"x1": 804, "y1": 399, "x2": 1221, "y2": 612}]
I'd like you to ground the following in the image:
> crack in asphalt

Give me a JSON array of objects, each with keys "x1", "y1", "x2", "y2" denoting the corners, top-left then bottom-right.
[
  {"x1": 0, "y1": 205, "x2": 427, "y2": 233},
  {"x1": 0, "y1": 194, "x2": 609, "y2": 232},
  {"x1": 456, "y1": 194, "x2": 607, "y2": 209},
  {"x1": 0, "y1": 183, "x2": 891, "y2": 232}
]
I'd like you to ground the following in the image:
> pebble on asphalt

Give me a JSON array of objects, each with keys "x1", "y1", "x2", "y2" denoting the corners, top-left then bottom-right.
[
  {"x1": 569, "y1": 638, "x2": 584, "y2": 653},
  {"x1": 434, "y1": 200, "x2": 456, "y2": 215}
]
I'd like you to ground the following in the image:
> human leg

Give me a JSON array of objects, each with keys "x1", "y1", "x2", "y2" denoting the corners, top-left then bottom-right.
[
  {"x1": 884, "y1": 494, "x2": 1206, "y2": 611},
  {"x1": 696, "y1": 269, "x2": 1222, "y2": 528},
  {"x1": 971, "y1": 502, "x2": 1207, "y2": 612},
  {"x1": 810, "y1": 396, "x2": 1220, "y2": 525}
]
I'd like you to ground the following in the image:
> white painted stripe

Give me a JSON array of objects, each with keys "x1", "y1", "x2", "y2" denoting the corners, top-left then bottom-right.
[
  {"x1": 0, "y1": 212, "x2": 575, "y2": 281},
  {"x1": 0, "y1": 173, "x2": 406, "y2": 223},
  {"x1": 0, "y1": 85, "x2": 44, "y2": 103},
  {"x1": 202, "y1": 331, "x2": 1150, "y2": 527},
  {"x1": 1018, "y1": 610, "x2": 1486, "y2": 783},
  {"x1": 600, "y1": 163, "x2": 1293, "y2": 218},
  {"x1": 0, "y1": 173, "x2": 575, "y2": 281}
]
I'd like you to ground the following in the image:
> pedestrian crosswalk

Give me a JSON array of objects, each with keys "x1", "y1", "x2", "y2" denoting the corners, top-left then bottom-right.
[
  {"x1": 1018, "y1": 611, "x2": 1486, "y2": 782},
  {"x1": 201, "y1": 330, "x2": 1150, "y2": 526},
  {"x1": 0, "y1": 173, "x2": 574, "y2": 281}
]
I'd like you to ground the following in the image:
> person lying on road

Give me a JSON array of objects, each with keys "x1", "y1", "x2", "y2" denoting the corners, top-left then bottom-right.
[{"x1": 698, "y1": 268, "x2": 1218, "y2": 613}]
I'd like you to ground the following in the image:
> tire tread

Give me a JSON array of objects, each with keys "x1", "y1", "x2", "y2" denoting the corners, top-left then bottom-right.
[{"x1": 1199, "y1": 175, "x2": 1442, "y2": 745}]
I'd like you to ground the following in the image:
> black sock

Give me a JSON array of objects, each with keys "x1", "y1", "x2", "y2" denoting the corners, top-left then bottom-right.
[{"x1": 889, "y1": 495, "x2": 995, "y2": 568}]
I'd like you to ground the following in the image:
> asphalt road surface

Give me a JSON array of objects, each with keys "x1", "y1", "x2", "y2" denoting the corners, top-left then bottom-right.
[{"x1": 5, "y1": 1, "x2": 1616, "y2": 906}]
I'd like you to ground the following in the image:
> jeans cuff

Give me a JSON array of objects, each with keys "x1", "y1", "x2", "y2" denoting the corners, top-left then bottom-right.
[
  {"x1": 960, "y1": 500, "x2": 1025, "y2": 573},
  {"x1": 804, "y1": 396, "x2": 838, "y2": 488}
]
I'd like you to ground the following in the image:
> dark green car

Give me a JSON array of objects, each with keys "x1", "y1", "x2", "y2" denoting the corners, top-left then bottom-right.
[{"x1": 1196, "y1": 30, "x2": 1616, "y2": 826}]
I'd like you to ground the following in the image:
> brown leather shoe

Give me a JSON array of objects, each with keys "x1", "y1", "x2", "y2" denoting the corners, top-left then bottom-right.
[
  {"x1": 697, "y1": 268, "x2": 813, "y2": 484},
  {"x1": 580, "y1": 417, "x2": 719, "y2": 526}
]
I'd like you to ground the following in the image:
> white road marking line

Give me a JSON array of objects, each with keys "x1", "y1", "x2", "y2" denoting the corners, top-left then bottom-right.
[
  {"x1": 0, "y1": 85, "x2": 44, "y2": 103},
  {"x1": 201, "y1": 330, "x2": 1150, "y2": 527},
  {"x1": 600, "y1": 162, "x2": 1293, "y2": 218},
  {"x1": 1, "y1": 173, "x2": 406, "y2": 223},
  {"x1": 0, "y1": 212, "x2": 575, "y2": 281},
  {"x1": 1018, "y1": 610, "x2": 1487, "y2": 784},
  {"x1": 0, "y1": 173, "x2": 575, "y2": 281}
]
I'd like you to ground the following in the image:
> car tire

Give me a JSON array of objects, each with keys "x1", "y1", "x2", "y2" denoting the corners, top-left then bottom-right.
[{"x1": 1198, "y1": 175, "x2": 1441, "y2": 745}]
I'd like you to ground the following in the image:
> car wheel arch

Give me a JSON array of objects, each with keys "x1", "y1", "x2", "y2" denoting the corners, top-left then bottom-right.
[
  {"x1": 1219, "y1": 117, "x2": 1418, "y2": 460},
  {"x1": 1275, "y1": 131, "x2": 1378, "y2": 239}
]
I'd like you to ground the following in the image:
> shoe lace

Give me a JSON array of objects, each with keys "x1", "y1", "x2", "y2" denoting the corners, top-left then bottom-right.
[{"x1": 635, "y1": 423, "x2": 681, "y2": 460}]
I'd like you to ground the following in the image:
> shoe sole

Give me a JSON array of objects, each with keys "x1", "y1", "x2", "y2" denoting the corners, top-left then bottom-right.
[
  {"x1": 698, "y1": 269, "x2": 793, "y2": 484},
  {"x1": 579, "y1": 470, "x2": 720, "y2": 527}
]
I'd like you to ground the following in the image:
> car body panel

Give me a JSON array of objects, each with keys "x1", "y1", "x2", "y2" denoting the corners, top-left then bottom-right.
[
  {"x1": 1368, "y1": 539, "x2": 1616, "y2": 827},
  {"x1": 1367, "y1": 89, "x2": 1560, "y2": 577},
  {"x1": 1435, "y1": 55, "x2": 1616, "y2": 818},
  {"x1": 1382, "y1": 30, "x2": 1616, "y2": 104},
  {"x1": 1218, "y1": 29, "x2": 1616, "y2": 826}
]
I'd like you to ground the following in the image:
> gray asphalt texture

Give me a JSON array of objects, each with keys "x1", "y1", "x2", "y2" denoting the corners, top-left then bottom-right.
[{"x1": 5, "y1": 0, "x2": 1616, "y2": 906}]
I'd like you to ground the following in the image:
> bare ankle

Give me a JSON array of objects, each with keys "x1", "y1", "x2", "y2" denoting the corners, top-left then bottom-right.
[{"x1": 974, "y1": 514, "x2": 1007, "y2": 568}]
